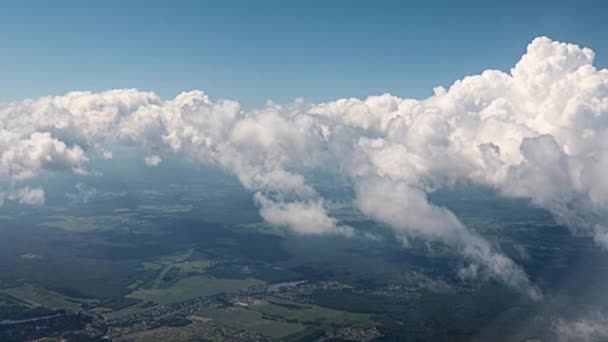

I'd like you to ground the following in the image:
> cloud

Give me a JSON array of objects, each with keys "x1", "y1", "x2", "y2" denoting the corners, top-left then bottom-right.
[
  {"x1": 66, "y1": 183, "x2": 97, "y2": 203},
  {"x1": 144, "y1": 155, "x2": 162, "y2": 167},
  {"x1": 1, "y1": 36, "x2": 607, "y2": 297},
  {"x1": 8, "y1": 187, "x2": 45, "y2": 206},
  {"x1": 0, "y1": 131, "x2": 88, "y2": 180},
  {"x1": 355, "y1": 178, "x2": 541, "y2": 299},
  {"x1": 102, "y1": 150, "x2": 113, "y2": 160},
  {"x1": 254, "y1": 192, "x2": 354, "y2": 236},
  {"x1": 553, "y1": 312, "x2": 608, "y2": 342}
]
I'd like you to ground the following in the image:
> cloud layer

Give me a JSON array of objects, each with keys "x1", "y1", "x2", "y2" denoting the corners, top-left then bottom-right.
[
  {"x1": 553, "y1": 312, "x2": 608, "y2": 342},
  {"x1": 2, "y1": 36, "x2": 607, "y2": 298}
]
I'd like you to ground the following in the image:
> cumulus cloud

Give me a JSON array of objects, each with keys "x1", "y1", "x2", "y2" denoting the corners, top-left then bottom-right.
[
  {"x1": 1, "y1": 36, "x2": 607, "y2": 297},
  {"x1": 254, "y1": 192, "x2": 354, "y2": 236},
  {"x1": 144, "y1": 155, "x2": 162, "y2": 167},
  {"x1": 0, "y1": 131, "x2": 88, "y2": 180}
]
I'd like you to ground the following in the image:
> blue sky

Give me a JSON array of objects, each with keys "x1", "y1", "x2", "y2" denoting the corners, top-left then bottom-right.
[{"x1": 1, "y1": 0, "x2": 607, "y2": 108}]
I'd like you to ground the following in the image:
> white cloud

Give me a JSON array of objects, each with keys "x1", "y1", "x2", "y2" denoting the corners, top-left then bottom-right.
[
  {"x1": 102, "y1": 150, "x2": 113, "y2": 160},
  {"x1": 553, "y1": 312, "x2": 608, "y2": 342},
  {"x1": 355, "y1": 178, "x2": 541, "y2": 299},
  {"x1": 8, "y1": 187, "x2": 45, "y2": 206},
  {"x1": 0, "y1": 131, "x2": 88, "y2": 180},
  {"x1": 144, "y1": 155, "x2": 162, "y2": 167},
  {"x1": 254, "y1": 192, "x2": 354, "y2": 236},
  {"x1": 66, "y1": 183, "x2": 97, "y2": 203},
  {"x1": 1, "y1": 36, "x2": 608, "y2": 297}
]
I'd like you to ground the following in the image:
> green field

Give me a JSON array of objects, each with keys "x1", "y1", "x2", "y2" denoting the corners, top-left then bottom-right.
[
  {"x1": 171, "y1": 260, "x2": 213, "y2": 273},
  {"x1": 40, "y1": 214, "x2": 142, "y2": 232},
  {"x1": 135, "y1": 249, "x2": 214, "y2": 288},
  {"x1": 139, "y1": 262, "x2": 163, "y2": 272},
  {"x1": 197, "y1": 305, "x2": 306, "y2": 339},
  {"x1": 251, "y1": 297, "x2": 377, "y2": 331},
  {"x1": 0, "y1": 285, "x2": 95, "y2": 310},
  {"x1": 102, "y1": 301, "x2": 157, "y2": 319},
  {"x1": 107, "y1": 251, "x2": 254, "y2": 318},
  {"x1": 193, "y1": 297, "x2": 378, "y2": 339},
  {"x1": 127, "y1": 276, "x2": 262, "y2": 305}
]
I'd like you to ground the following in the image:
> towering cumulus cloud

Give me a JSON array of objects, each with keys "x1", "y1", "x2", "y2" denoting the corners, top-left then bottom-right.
[{"x1": 1, "y1": 37, "x2": 607, "y2": 298}]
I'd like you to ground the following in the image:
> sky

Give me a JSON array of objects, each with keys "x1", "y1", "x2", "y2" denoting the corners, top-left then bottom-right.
[{"x1": 1, "y1": 0, "x2": 608, "y2": 108}]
